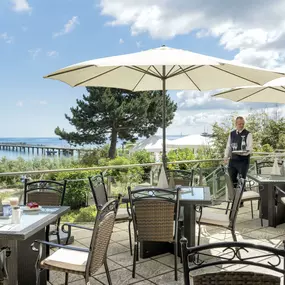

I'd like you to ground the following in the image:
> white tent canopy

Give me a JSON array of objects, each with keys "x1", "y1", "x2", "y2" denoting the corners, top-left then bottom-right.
[
  {"x1": 168, "y1": 135, "x2": 211, "y2": 152},
  {"x1": 130, "y1": 135, "x2": 172, "y2": 153}
]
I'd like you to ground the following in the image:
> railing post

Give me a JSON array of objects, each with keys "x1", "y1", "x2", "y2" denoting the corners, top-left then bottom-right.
[
  {"x1": 107, "y1": 176, "x2": 112, "y2": 196},
  {"x1": 212, "y1": 173, "x2": 217, "y2": 200}
]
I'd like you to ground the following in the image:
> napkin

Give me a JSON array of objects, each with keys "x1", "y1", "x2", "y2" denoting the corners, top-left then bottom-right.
[
  {"x1": 271, "y1": 157, "x2": 281, "y2": 176},
  {"x1": 157, "y1": 165, "x2": 169, "y2": 188}
]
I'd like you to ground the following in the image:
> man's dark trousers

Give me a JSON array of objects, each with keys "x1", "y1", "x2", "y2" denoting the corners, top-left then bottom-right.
[{"x1": 228, "y1": 158, "x2": 249, "y2": 188}]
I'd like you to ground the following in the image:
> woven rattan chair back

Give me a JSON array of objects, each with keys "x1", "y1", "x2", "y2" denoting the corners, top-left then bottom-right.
[
  {"x1": 24, "y1": 179, "x2": 67, "y2": 206},
  {"x1": 228, "y1": 178, "x2": 245, "y2": 228},
  {"x1": 128, "y1": 187, "x2": 180, "y2": 243},
  {"x1": 88, "y1": 174, "x2": 108, "y2": 209},
  {"x1": 180, "y1": 239, "x2": 285, "y2": 285},
  {"x1": 86, "y1": 199, "x2": 118, "y2": 276},
  {"x1": 167, "y1": 170, "x2": 194, "y2": 187},
  {"x1": 224, "y1": 171, "x2": 235, "y2": 201},
  {"x1": 255, "y1": 160, "x2": 283, "y2": 175}
]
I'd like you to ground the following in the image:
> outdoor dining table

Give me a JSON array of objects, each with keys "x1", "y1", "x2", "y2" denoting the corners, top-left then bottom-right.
[
  {"x1": 122, "y1": 186, "x2": 212, "y2": 258},
  {"x1": 0, "y1": 205, "x2": 69, "y2": 285},
  {"x1": 247, "y1": 173, "x2": 285, "y2": 227}
]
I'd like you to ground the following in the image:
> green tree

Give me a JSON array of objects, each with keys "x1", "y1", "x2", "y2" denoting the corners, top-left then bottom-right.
[{"x1": 55, "y1": 87, "x2": 177, "y2": 159}]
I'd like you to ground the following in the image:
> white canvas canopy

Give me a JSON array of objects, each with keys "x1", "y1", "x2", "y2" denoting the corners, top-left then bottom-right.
[
  {"x1": 213, "y1": 77, "x2": 285, "y2": 103},
  {"x1": 130, "y1": 135, "x2": 172, "y2": 153},
  {"x1": 168, "y1": 135, "x2": 210, "y2": 152}
]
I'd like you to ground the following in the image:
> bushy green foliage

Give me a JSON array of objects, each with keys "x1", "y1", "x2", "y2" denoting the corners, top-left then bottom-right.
[
  {"x1": 51, "y1": 170, "x2": 99, "y2": 210},
  {"x1": 61, "y1": 206, "x2": 97, "y2": 223},
  {"x1": 79, "y1": 145, "x2": 109, "y2": 166},
  {"x1": 167, "y1": 148, "x2": 196, "y2": 170}
]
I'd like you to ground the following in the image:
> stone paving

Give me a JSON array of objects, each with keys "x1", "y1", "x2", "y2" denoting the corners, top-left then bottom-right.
[{"x1": 48, "y1": 202, "x2": 285, "y2": 284}]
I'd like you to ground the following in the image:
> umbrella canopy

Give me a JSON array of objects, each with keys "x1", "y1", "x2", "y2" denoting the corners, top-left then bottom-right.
[
  {"x1": 45, "y1": 46, "x2": 285, "y2": 90},
  {"x1": 130, "y1": 135, "x2": 172, "y2": 153},
  {"x1": 44, "y1": 46, "x2": 285, "y2": 169},
  {"x1": 212, "y1": 77, "x2": 285, "y2": 103}
]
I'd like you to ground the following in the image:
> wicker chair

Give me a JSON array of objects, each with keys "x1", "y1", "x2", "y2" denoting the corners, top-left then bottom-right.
[
  {"x1": 88, "y1": 174, "x2": 133, "y2": 255},
  {"x1": 167, "y1": 169, "x2": 194, "y2": 188},
  {"x1": 255, "y1": 160, "x2": 283, "y2": 175},
  {"x1": 128, "y1": 187, "x2": 180, "y2": 281},
  {"x1": 24, "y1": 179, "x2": 67, "y2": 244},
  {"x1": 32, "y1": 199, "x2": 119, "y2": 285},
  {"x1": 196, "y1": 178, "x2": 245, "y2": 246},
  {"x1": 224, "y1": 169, "x2": 262, "y2": 224},
  {"x1": 0, "y1": 247, "x2": 11, "y2": 284},
  {"x1": 180, "y1": 238, "x2": 285, "y2": 285}
]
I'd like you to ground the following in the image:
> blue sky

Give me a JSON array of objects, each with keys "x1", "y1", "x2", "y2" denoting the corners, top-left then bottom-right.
[{"x1": 1, "y1": 0, "x2": 284, "y2": 137}]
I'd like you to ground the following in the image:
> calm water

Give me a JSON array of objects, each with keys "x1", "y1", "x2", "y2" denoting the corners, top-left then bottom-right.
[{"x1": 0, "y1": 136, "x2": 182, "y2": 160}]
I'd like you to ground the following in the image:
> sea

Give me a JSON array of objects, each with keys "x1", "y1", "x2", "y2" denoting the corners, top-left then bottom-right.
[{"x1": 0, "y1": 136, "x2": 182, "y2": 160}]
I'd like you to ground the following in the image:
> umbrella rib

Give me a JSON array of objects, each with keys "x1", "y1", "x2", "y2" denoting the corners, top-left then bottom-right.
[
  {"x1": 166, "y1": 66, "x2": 176, "y2": 77},
  {"x1": 44, "y1": 65, "x2": 94, "y2": 78},
  {"x1": 73, "y1": 66, "x2": 121, "y2": 87},
  {"x1": 236, "y1": 87, "x2": 266, "y2": 102},
  {"x1": 132, "y1": 66, "x2": 152, "y2": 91},
  {"x1": 178, "y1": 65, "x2": 201, "y2": 91},
  {"x1": 152, "y1": 66, "x2": 163, "y2": 77},
  {"x1": 167, "y1": 65, "x2": 201, "y2": 78},
  {"x1": 126, "y1": 66, "x2": 162, "y2": 79},
  {"x1": 210, "y1": 65, "x2": 262, "y2": 85}
]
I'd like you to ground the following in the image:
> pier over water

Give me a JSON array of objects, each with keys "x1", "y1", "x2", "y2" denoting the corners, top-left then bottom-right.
[{"x1": 0, "y1": 142, "x2": 92, "y2": 157}]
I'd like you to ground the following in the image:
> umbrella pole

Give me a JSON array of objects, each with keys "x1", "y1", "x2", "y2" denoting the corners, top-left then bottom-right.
[{"x1": 162, "y1": 65, "x2": 167, "y2": 171}]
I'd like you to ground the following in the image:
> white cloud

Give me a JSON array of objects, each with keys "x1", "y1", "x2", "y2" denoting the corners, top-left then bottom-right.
[
  {"x1": 28, "y1": 48, "x2": 41, "y2": 59},
  {"x1": 10, "y1": 0, "x2": 32, "y2": 13},
  {"x1": 0, "y1": 33, "x2": 14, "y2": 44},
  {"x1": 53, "y1": 16, "x2": 79, "y2": 38},
  {"x1": 39, "y1": 100, "x2": 48, "y2": 105},
  {"x1": 119, "y1": 38, "x2": 124, "y2": 44},
  {"x1": 16, "y1": 100, "x2": 24, "y2": 107},
  {"x1": 98, "y1": 0, "x2": 285, "y2": 69},
  {"x1": 46, "y1": 50, "x2": 59, "y2": 57}
]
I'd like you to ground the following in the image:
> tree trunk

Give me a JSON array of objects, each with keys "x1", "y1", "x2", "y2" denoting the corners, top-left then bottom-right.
[{"x1": 108, "y1": 129, "x2": 118, "y2": 159}]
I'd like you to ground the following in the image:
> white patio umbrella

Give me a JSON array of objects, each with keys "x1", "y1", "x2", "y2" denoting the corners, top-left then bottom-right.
[
  {"x1": 44, "y1": 46, "x2": 285, "y2": 168},
  {"x1": 212, "y1": 77, "x2": 285, "y2": 103}
]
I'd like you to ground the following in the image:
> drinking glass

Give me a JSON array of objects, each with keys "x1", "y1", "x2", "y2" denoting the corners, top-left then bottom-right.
[{"x1": 231, "y1": 143, "x2": 237, "y2": 151}]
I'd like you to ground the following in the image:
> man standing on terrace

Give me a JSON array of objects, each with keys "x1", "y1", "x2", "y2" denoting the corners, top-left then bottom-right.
[{"x1": 224, "y1": 116, "x2": 253, "y2": 195}]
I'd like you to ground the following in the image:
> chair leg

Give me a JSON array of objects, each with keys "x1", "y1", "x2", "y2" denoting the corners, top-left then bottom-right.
[
  {"x1": 231, "y1": 230, "x2": 241, "y2": 259},
  {"x1": 257, "y1": 199, "x2": 260, "y2": 210},
  {"x1": 132, "y1": 242, "x2": 138, "y2": 278},
  {"x1": 250, "y1": 200, "x2": 254, "y2": 219},
  {"x1": 197, "y1": 223, "x2": 201, "y2": 246},
  {"x1": 174, "y1": 242, "x2": 178, "y2": 281},
  {"x1": 128, "y1": 220, "x2": 133, "y2": 256},
  {"x1": 65, "y1": 273, "x2": 69, "y2": 285},
  {"x1": 104, "y1": 260, "x2": 112, "y2": 285},
  {"x1": 225, "y1": 202, "x2": 230, "y2": 215},
  {"x1": 35, "y1": 268, "x2": 41, "y2": 285}
]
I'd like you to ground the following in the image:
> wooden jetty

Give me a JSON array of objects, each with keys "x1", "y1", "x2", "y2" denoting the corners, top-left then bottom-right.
[{"x1": 0, "y1": 142, "x2": 92, "y2": 157}]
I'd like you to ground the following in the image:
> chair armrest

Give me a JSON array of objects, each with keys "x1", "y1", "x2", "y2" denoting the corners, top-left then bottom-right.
[
  {"x1": 275, "y1": 186, "x2": 285, "y2": 196},
  {"x1": 31, "y1": 240, "x2": 89, "y2": 253}
]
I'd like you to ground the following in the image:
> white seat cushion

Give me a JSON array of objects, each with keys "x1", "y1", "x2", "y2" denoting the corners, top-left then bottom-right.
[
  {"x1": 198, "y1": 207, "x2": 229, "y2": 227},
  {"x1": 242, "y1": 191, "x2": 260, "y2": 200},
  {"x1": 42, "y1": 248, "x2": 88, "y2": 272},
  {"x1": 281, "y1": 197, "x2": 285, "y2": 205}
]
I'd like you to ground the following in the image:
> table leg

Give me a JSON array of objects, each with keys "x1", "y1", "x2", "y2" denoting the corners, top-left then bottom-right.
[
  {"x1": 183, "y1": 205, "x2": 196, "y2": 247},
  {"x1": 268, "y1": 184, "x2": 275, "y2": 227},
  {"x1": 0, "y1": 228, "x2": 47, "y2": 285}
]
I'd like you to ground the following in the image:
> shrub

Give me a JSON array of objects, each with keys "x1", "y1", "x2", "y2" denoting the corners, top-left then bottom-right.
[{"x1": 52, "y1": 170, "x2": 100, "y2": 210}]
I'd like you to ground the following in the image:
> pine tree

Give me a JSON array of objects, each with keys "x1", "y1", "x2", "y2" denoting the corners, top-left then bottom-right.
[{"x1": 55, "y1": 87, "x2": 177, "y2": 158}]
